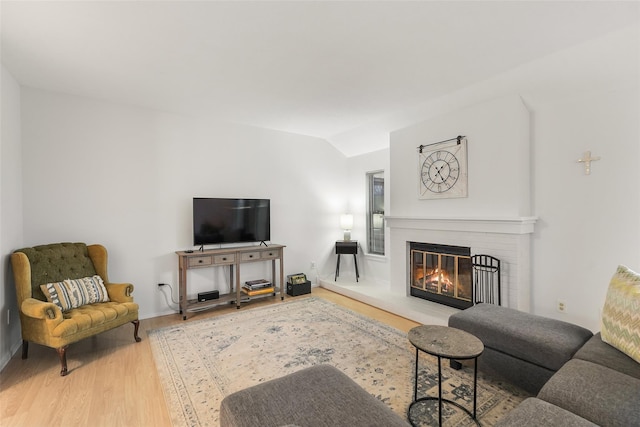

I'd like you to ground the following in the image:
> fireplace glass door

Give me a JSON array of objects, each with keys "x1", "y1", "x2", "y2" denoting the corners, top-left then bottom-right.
[{"x1": 410, "y1": 243, "x2": 472, "y2": 309}]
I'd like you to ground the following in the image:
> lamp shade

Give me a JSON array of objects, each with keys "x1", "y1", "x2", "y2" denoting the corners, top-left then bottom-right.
[{"x1": 340, "y1": 214, "x2": 354, "y2": 230}]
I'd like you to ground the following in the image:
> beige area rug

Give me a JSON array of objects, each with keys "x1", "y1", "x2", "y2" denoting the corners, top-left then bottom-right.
[{"x1": 149, "y1": 297, "x2": 527, "y2": 426}]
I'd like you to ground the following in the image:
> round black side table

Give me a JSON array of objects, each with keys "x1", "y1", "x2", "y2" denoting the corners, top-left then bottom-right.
[{"x1": 407, "y1": 325, "x2": 484, "y2": 427}]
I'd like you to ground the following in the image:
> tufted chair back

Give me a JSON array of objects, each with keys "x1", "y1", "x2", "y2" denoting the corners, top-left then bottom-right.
[{"x1": 14, "y1": 243, "x2": 98, "y2": 302}]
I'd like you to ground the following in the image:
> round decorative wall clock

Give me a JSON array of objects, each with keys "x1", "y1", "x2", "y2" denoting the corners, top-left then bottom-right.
[{"x1": 418, "y1": 136, "x2": 468, "y2": 199}]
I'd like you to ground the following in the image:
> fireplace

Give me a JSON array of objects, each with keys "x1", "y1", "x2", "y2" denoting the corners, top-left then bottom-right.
[
  {"x1": 409, "y1": 242, "x2": 473, "y2": 310},
  {"x1": 387, "y1": 216, "x2": 536, "y2": 312}
]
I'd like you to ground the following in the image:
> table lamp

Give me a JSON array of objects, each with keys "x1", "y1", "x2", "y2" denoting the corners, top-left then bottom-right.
[{"x1": 340, "y1": 214, "x2": 354, "y2": 241}]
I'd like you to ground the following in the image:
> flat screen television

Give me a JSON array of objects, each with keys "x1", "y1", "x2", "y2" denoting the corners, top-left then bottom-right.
[{"x1": 193, "y1": 198, "x2": 270, "y2": 246}]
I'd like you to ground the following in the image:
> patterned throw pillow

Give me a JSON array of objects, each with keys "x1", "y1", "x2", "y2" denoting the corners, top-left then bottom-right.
[
  {"x1": 601, "y1": 265, "x2": 640, "y2": 363},
  {"x1": 40, "y1": 275, "x2": 110, "y2": 312}
]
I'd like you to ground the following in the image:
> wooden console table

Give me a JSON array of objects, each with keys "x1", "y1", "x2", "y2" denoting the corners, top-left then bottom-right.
[{"x1": 176, "y1": 244, "x2": 285, "y2": 320}]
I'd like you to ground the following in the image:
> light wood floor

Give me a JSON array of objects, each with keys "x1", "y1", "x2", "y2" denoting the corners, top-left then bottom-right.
[{"x1": 0, "y1": 288, "x2": 420, "y2": 427}]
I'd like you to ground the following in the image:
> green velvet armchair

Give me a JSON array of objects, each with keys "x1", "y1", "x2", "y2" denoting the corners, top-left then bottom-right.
[{"x1": 10, "y1": 242, "x2": 140, "y2": 376}]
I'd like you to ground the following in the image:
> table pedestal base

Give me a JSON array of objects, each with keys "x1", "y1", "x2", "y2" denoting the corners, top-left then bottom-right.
[
  {"x1": 408, "y1": 397, "x2": 480, "y2": 427},
  {"x1": 407, "y1": 350, "x2": 480, "y2": 427}
]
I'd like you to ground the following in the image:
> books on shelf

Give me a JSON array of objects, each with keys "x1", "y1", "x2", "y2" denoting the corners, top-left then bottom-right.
[
  {"x1": 243, "y1": 278, "x2": 274, "y2": 295},
  {"x1": 241, "y1": 286, "x2": 275, "y2": 296}
]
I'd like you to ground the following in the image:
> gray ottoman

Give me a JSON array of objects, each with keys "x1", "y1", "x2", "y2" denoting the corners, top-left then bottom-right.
[
  {"x1": 219, "y1": 364, "x2": 410, "y2": 427},
  {"x1": 448, "y1": 303, "x2": 593, "y2": 394}
]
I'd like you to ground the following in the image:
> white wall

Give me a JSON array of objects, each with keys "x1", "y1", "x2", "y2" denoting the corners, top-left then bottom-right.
[
  {"x1": 530, "y1": 88, "x2": 639, "y2": 328},
  {"x1": 21, "y1": 88, "x2": 349, "y2": 319},
  {"x1": 390, "y1": 95, "x2": 531, "y2": 218},
  {"x1": 1, "y1": 65, "x2": 24, "y2": 367}
]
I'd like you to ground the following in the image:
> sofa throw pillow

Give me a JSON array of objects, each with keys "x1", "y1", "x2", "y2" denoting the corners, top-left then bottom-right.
[
  {"x1": 40, "y1": 275, "x2": 110, "y2": 312},
  {"x1": 66, "y1": 276, "x2": 111, "y2": 304},
  {"x1": 601, "y1": 265, "x2": 640, "y2": 363}
]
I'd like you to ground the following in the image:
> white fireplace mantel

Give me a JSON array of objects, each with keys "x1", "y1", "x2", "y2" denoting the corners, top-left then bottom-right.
[{"x1": 385, "y1": 216, "x2": 537, "y2": 235}]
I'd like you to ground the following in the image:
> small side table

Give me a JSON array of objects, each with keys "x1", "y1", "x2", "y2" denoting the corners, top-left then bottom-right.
[
  {"x1": 407, "y1": 325, "x2": 484, "y2": 427},
  {"x1": 335, "y1": 240, "x2": 359, "y2": 282}
]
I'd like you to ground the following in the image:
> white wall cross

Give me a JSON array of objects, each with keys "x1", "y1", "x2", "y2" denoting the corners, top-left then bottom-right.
[{"x1": 577, "y1": 150, "x2": 601, "y2": 175}]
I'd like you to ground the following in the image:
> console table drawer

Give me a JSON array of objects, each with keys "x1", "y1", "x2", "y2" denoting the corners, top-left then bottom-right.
[
  {"x1": 241, "y1": 251, "x2": 261, "y2": 261},
  {"x1": 213, "y1": 254, "x2": 235, "y2": 264},
  {"x1": 188, "y1": 256, "x2": 213, "y2": 267},
  {"x1": 260, "y1": 250, "x2": 280, "y2": 260}
]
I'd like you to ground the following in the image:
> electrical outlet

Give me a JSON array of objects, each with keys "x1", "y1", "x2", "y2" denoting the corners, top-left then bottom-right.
[
  {"x1": 310, "y1": 261, "x2": 316, "y2": 269},
  {"x1": 158, "y1": 283, "x2": 166, "y2": 287},
  {"x1": 557, "y1": 300, "x2": 566, "y2": 313}
]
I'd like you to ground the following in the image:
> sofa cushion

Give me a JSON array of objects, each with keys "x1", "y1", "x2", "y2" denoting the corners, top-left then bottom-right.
[
  {"x1": 573, "y1": 332, "x2": 640, "y2": 380},
  {"x1": 601, "y1": 265, "x2": 640, "y2": 364},
  {"x1": 448, "y1": 303, "x2": 593, "y2": 371},
  {"x1": 41, "y1": 275, "x2": 110, "y2": 312},
  {"x1": 537, "y1": 359, "x2": 640, "y2": 427},
  {"x1": 52, "y1": 301, "x2": 139, "y2": 338},
  {"x1": 495, "y1": 398, "x2": 597, "y2": 427}
]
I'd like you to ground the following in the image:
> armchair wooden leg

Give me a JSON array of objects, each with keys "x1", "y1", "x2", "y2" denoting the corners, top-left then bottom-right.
[
  {"x1": 57, "y1": 346, "x2": 68, "y2": 376},
  {"x1": 22, "y1": 340, "x2": 28, "y2": 359},
  {"x1": 132, "y1": 320, "x2": 141, "y2": 342}
]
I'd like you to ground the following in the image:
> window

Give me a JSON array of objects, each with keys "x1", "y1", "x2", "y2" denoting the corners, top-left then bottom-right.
[{"x1": 366, "y1": 171, "x2": 385, "y2": 255}]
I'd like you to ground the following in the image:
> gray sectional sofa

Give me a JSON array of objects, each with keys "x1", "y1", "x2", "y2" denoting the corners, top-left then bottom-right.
[
  {"x1": 449, "y1": 303, "x2": 640, "y2": 427},
  {"x1": 221, "y1": 302, "x2": 639, "y2": 426}
]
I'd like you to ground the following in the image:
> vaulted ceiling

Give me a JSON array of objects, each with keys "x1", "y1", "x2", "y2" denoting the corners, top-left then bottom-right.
[{"x1": 2, "y1": 1, "x2": 638, "y2": 156}]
